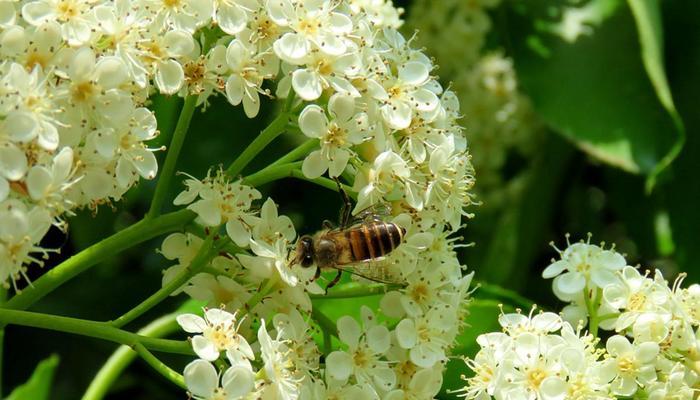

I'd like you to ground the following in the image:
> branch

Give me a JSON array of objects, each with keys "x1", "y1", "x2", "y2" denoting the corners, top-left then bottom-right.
[
  {"x1": 0, "y1": 309, "x2": 193, "y2": 355},
  {"x1": 4, "y1": 209, "x2": 196, "y2": 312},
  {"x1": 148, "y1": 96, "x2": 199, "y2": 219}
]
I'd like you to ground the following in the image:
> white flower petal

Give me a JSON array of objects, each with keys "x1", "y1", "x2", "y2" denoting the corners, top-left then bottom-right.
[
  {"x1": 540, "y1": 377, "x2": 567, "y2": 400},
  {"x1": 337, "y1": 316, "x2": 361, "y2": 349},
  {"x1": 292, "y1": 68, "x2": 323, "y2": 101},
  {"x1": 326, "y1": 351, "x2": 352, "y2": 381},
  {"x1": 555, "y1": 272, "x2": 586, "y2": 294},
  {"x1": 192, "y1": 335, "x2": 220, "y2": 361},
  {"x1": 222, "y1": 366, "x2": 255, "y2": 398},
  {"x1": 177, "y1": 313, "x2": 207, "y2": 333},
  {"x1": 26, "y1": 166, "x2": 51, "y2": 200},
  {"x1": 399, "y1": 61, "x2": 429, "y2": 86},
  {"x1": 217, "y1": 3, "x2": 247, "y2": 35},
  {"x1": 366, "y1": 325, "x2": 390, "y2": 354},
  {"x1": 0, "y1": 145, "x2": 28, "y2": 180},
  {"x1": 225, "y1": 75, "x2": 244, "y2": 105},
  {"x1": 299, "y1": 105, "x2": 328, "y2": 138},
  {"x1": 155, "y1": 59, "x2": 185, "y2": 95},
  {"x1": 395, "y1": 318, "x2": 417, "y2": 349},
  {"x1": 184, "y1": 360, "x2": 218, "y2": 398}
]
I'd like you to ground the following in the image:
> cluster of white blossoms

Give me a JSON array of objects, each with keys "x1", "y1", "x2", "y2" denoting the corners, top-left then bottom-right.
[
  {"x1": 460, "y1": 237, "x2": 700, "y2": 399},
  {"x1": 407, "y1": 0, "x2": 542, "y2": 208},
  {"x1": 145, "y1": 0, "x2": 478, "y2": 397}
]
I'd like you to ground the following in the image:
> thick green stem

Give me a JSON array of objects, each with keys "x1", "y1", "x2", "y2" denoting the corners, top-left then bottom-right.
[
  {"x1": 268, "y1": 139, "x2": 318, "y2": 168},
  {"x1": 584, "y1": 286, "x2": 603, "y2": 337},
  {"x1": 148, "y1": 96, "x2": 198, "y2": 219},
  {"x1": 4, "y1": 209, "x2": 195, "y2": 312},
  {"x1": 243, "y1": 162, "x2": 303, "y2": 187},
  {"x1": 309, "y1": 283, "x2": 395, "y2": 299},
  {"x1": 83, "y1": 314, "x2": 180, "y2": 400},
  {"x1": 226, "y1": 112, "x2": 291, "y2": 178},
  {"x1": 311, "y1": 307, "x2": 338, "y2": 339},
  {"x1": 0, "y1": 309, "x2": 193, "y2": 355},
  {"x1": 289, "y1": 170, "x2": 357, "y2": 199},
  {"x1": 240, "y1": 277, "x2": 278, "y2": 318},
  {"x1": 133, "y1": 343, "x2": 186, "y2": 389},
  {"x1": 110, "y1": 235, "x2": 216, "y2": 328}
]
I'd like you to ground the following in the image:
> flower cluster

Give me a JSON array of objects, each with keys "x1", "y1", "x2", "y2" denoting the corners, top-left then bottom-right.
[
  {"x1": 459, "y1": 237, "x2": 700, "y2": 399},
  {"x1": 179, "y1": 307, "x2": 318, "y2": 400},
  {"x1": 157, "y1": 0, "x2": 477, "y2": 397}
]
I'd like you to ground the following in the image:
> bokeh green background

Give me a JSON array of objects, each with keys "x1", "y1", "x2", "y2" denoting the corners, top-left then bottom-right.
[{"x1": 3, "y1": 0, "x2": 699, "y2": 398}]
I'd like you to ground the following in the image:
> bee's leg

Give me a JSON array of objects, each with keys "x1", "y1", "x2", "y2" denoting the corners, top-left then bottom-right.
[
  {"x1": 325, "y1": 269, "x2": 343, "y2": 292},
  {"x1": 322, "y1": 220, "x2": 335, "y2": 230},
  {"x1": 334, "y1": 178, "x2": 353, "y2": 228},
  {"x1": 313, "y1": 266, "x2": 321, "y2": 282}
]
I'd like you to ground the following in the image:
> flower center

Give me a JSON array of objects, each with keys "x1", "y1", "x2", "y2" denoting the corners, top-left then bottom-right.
[
  {"x1": 617, "y1": 355, "x2": 636, "y2": 374},
  {"x1": 526, "y1": 367, "x2": 547, "y2": 390},
  {"x1": 353, "y1": 348, "x2": 370, "y2": 369},
  {"x1": 205, "y1": 326, "x2": 234, "y2": 350},
  {"x1": 163, "y1": 0, "x2": 182, "y2": 8},
  {"x1": 628, "y1": 292, "x2": 647, "y2": 311},
  {"x1": 57, "y1": 0, "x2": 79, "y2": 21},
  {"x1": 409, "y1": 282, "x2": 429, "y2": 304},
  {"x1": 298, "y1": 17, "x2": 320, "y2": 35},
  {"x1": 71, "y1": 81, "x2": 97, "y2": 103},
  {"x1": 212, "y1": 387, "x2": 227, "y2": 400},
  {"x1": 325, "y1": 124, "x2": 347, "y2": 147}
]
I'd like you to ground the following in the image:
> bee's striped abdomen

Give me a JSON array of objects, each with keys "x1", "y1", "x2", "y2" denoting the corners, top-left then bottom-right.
[{"x1": 344, "y1": 222, "x2": 405, "y2": 263}]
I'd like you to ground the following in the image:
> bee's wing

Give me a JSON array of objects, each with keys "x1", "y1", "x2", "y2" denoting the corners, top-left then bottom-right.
[
  {"x1": 332, "y1": 259, "x2": 406, "y2": 286},
  {"x1": 345, "y1": 202, "x2": 393, "y2": 227}
]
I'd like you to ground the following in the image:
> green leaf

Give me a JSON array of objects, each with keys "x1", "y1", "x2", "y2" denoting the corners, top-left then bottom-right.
[
  {"x1": 626, "y1": 0, "x2": 686, "y2": 190},
  {"x1": 7, "y1": 355, "x2": 59, "y2": 400},
  {"x1": 506, "y1": 0, "x2": 684, "y2": 178}
]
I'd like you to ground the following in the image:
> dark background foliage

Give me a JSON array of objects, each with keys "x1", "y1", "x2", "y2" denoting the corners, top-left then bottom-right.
[{"x1": 3, "y1": 0, "x2": 699, "y2": 398}]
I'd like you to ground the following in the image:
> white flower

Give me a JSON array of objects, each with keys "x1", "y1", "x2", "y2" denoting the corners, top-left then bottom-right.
[
  {"x1": 173, "y1": 169, "x2": 262, "y2": 247},
  {"x1": 543, "y1": 238, "x2": 626, "y2": 295},
  {"x1": 224, "y1": 39, "x2": 278, "y2": 118},
  {"x1": 395, "y1": 307, "x2": 454, "y2": 368},
  {"x1": 385, "y1": 367, "x2": 443, "y2": 400},
  {"x1": 21, "y1": 0, "x2": 94, "y2": 46},
  {"x1": 258, "y1": 319, "x2": 302, "y2": 400},
  {"x1": 299, "y1": 94, "x2": 369, "y2": 179},
  {"x1": 353, "y1": 150, "x2": 410, "y2": 212},
  {"x1": 326, "y1": 312, "x2": 396, "y2": 391},
  {"x1": 184, "y1": 359, "x2": 255, "y2": 400},
  {"x1": 602, "y1": 335, "x2": 659, "y2": 396},
  {"x1": 177, "y1": 308, "x2": 254, "y2": 363},
  {"x1": 269, "y1": 0, "x2": 353, "y2": 64}
]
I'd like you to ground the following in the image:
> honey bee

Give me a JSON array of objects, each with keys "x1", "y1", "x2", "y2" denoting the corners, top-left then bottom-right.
[{"x1": 293, "y1": 217, "x2": 406, "y2": 289}]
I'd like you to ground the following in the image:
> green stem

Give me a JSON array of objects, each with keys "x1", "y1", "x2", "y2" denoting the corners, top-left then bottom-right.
[
  {"x1": 83, "y1": 314, "x2": 181, "y2": 400},
  {"x1": 584, "y1": 286, "x2": 603, "y2": 337},
  {"x1": 4, "y1": 209, "x2": 195, "y2": 312},
  {"x1": 133, "y1": 343, "x2": 185, "y2": 389},
  {"x1": 110, "y1": 235, "x2": 216, "y2": 328},
  {"x1": 240, "y1": 277, "x2": 278, "y2": 318},
  {"x1": 289, "y1": 170, "x2": 357, "y2": 199},
  {"x1": 268, "y1": 139, "x2": 318, "y2": 168},
  {"x1": 243, "y1": 162, "x2": 303, "y2": 188},
  {"x1": 311, "y1": 307, "x2": 338, "y2": 339},
  {"x1": 148, "y1": 96, "x2": 198, "y2": 219},
  {"x1": 309, "y1": 283, "x2": 395, "y2": 299},
  {"x1": 0, "y1": 309, "x2": 193, "y2": 355},
  {"x1": 475, "y1": 281, "x2": 535, "y2": 310},
  {"x1": 226, "y1": 112, "x2": 291, "y2": 178}
]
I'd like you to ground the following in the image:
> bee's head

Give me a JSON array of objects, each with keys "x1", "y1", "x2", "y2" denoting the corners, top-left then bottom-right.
[{"x1": 295, "y1": 235, "x2": 315, "y2": 268}]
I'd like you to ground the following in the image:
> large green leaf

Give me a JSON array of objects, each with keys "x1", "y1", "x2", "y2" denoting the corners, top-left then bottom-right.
[
  {"x1": 6, "y1": 355, "x2": 59, "y2": 400},
  {"x1": 506, "y1": 0, "x2": 684, "y2": 180},
  {"x1": 662, "y1": 0, "x2": 700, "y2": 282}
]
